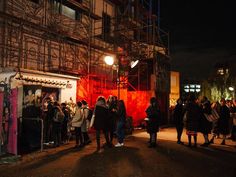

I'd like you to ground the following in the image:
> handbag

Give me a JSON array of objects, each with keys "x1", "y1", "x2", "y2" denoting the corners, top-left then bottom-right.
[{"x1": 204, "y1": 109, "x2": 219, "y2": 122}]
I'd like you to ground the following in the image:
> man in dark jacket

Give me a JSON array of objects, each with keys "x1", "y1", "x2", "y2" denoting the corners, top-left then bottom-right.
[
  {"x1": 146, "y1": 97, "x2": 161, "y2": 148},
  {"x1": 173, "y1": 99, "x2": 184, "y2": 144}
]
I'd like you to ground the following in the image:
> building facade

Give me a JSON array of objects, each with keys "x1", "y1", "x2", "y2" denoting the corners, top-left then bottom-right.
[{"x1": 0, "y1": 0, "x2": 169, "y2": 154}]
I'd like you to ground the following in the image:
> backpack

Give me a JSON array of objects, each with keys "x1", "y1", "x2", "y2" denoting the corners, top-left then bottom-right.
[
  {"x1": 85, "y1": 108, "x2": 93, "y2": 121},
  {"x1": 54, "y1": 109, "x2": 65, "y2": 123}
]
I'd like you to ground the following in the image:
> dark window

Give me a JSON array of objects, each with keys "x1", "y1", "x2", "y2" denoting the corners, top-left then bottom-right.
[
  {"x1": 102, "y1": 12, "x2": 111, "y2": 35},
  {"x1": 76, "y1": 11, "x2": 82, "y2": 21},
  {"x1": 30, "y1": 0, "x2": 39, "y2": 3}
]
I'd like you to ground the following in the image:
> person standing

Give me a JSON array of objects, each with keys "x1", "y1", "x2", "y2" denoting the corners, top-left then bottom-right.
[
  {"x1": 71, "y1": 101, "x2": 84, "y2": 148},
  {"x1": 145, "y1": 97, "x2": 161, "y2": 148},
  {"x1": 61, "y1": 103, "x2": 71, "y2": 144},
  {"x1": 185, "y1": 95, "x2": 200, "y2": 147},
  {"x1": 218, "y1": 98, "x2": 230, "y2": 145},
  {"x1": 173, "y1": 98, "x2": 184, "y2": 144},
  {"x1": 115, "y1": 100, "x2": 127, "y2": 147},
  {"x1": 199, "y1": 96, "x2": 212, "y2": 147},
  {"x1": 91, "y1": 96, "x2": 110, "y2": 151},
  {"x1": 45, "y1": 98, "x2": 54, "y2": 144},
  {"x1": 107, "y1": 95, "x2": 117, "y2": 145},
  {"x1": 81, "y1": 100, "x2": 92, "y2": 145},
  {"x1": 52, "y1": 102, "x2": 64, "y2": 147}
]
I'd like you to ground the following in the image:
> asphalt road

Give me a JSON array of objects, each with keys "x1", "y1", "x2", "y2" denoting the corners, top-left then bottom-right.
[{"x1": 0, "y1": 128, "x2": 236, "y2": 177}]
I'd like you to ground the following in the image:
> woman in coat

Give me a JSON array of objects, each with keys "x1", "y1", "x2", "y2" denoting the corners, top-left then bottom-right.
[
  {"x1": 107, "y1": 95, "x2": 117, "y2": 145},
  {"x1": 185, "y1": 95, "x2": 201, "y2": 147},
  {"x1": 92, "y1": 96, "x2": 110, "y2": 151},
  {"x1": 71, "y1": 101, "x2": 84, "y2": 148},
  {"x1": 115, "y1": 100, "x2": 127, "y2": 147},
  {"x1": 145, "y1": 97, "x2": 161, "y2": 148}
]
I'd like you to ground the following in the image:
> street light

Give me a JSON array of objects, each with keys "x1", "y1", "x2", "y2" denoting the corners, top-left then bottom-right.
[{"x1": 104, "y1": 56, "x2": 114, "y2": 66}]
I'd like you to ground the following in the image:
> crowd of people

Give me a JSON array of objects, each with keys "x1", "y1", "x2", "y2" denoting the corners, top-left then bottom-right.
[
  {"x1": 42, "y1": 94, "x2": 235, "y2": 152},
  {"x1": 42, "y1": 95, "x2": 127, "y2": 152},
  {"x1": 173, "y1": 95, "x2": 236, "y2": 147}
]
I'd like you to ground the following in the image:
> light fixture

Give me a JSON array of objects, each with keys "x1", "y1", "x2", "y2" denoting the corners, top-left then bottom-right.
[
  {"x1": 130, "y1": 60, "x2": 139, "y2": 68},
  {"x1": 229, "y1": 86, "x2": 234, "y2": 91},
  {"x1": 104, "y1": 56, "x2": 114, "y2": 66}
]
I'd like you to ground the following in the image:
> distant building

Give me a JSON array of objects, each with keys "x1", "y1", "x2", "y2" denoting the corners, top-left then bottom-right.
[{"x1": 170, "y1": 71, "x2": 180, "y2": 107}]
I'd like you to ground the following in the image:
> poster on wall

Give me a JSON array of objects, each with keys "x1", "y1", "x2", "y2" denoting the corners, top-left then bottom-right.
[
  {"x1": 41, "y1": 87, "x2": 59, "y2": 111},
  {"x1": 22, "y1": 85, "x2": 42, "y2": 118}
]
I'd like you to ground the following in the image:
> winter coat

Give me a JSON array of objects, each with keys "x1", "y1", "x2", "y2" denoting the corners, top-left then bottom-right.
[
  {"x1": 218, "y1": 105, "x2": 230, "y2": 135},
  {"x1": 107, "y1": 102, "x2": 117, "y2": 131},
  {"x1": 81, "y1": 105, "x2": 89, "y2": 132},
  {"x1": 199, "y1": 101, "x2": 212, "y2": 134},
  {"x1": 72, "y1": 107, "x2": 83, "y2": 128},
  {"x1": 173, "y1": 103, "x2": 184, "y2": 128},
  {"x1": 185, "y1": 102, "x2": 200, "y2": 132},
  {"x1": 94, "y1": 102, "x2": 109, "y2": 131},
  {"x1": 146, "y1": 105, "x2": 161, "y2": 133}
]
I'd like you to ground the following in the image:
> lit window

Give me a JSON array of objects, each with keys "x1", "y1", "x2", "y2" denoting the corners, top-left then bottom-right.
[
  {"x1": 62, "y1": 5, "x2": 76, "y2": 19},
  {"x1": 196, "y1": 85, "x2": 201, "y2": 88},
  {"x1": 190, "y1": 89, "x2": 195, "y2": 92},
  {"x1": 184, "y1": 85, "x2": 189, "y2": 89},
  {"x1": 196, "y1": 89, "x2": 201, "y2": 92},
  {"x1": 217, "y1": 68, "x2": 224, "y2": 75},
  {"x1": 184, "y1": 89, "x2": 189, "y2": 92},
  {"x1": 190, "y1": 85, "x2": 195, "y2": 88}
]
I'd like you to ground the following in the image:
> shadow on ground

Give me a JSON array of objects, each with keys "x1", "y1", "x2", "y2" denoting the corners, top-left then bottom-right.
[{"x1": 70, "y1": 146, "x2": 143, "y2": 177}]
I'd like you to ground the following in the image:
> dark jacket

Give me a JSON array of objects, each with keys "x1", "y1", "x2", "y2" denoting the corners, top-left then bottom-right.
[
  {"x1": 94, "y1": 105, "x2": 109, "y2": 131},
  {"x1": 146, "y1": 106, "x2": 161, "y2": 133},
  {"x1": 199, "y1": 101, "x2": 212, "y2": 134},
  {"x1": 107, "y1": 102, "x2": 117, "y2": 131},
  {"x1": 218, "y1": 105, "x2": 230, "y2": 135},
  {"x1": 173, "y1": 103, "x2": 184, "y2": 127},
  {"x1": 185, "y1": 102, "x2": 200, "y2": 132}
]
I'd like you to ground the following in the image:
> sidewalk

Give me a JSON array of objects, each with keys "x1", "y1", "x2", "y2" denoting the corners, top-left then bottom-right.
[{"x1": 1, "y1": 127, "x2": 236, "y2": 165}]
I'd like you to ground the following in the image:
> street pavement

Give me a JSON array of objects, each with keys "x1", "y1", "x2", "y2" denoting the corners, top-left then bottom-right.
[{"x1": 0, "y1": 127, "x2": 235, "y2": 177}]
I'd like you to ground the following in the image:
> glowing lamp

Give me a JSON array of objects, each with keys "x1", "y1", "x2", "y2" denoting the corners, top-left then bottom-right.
[
  {"x1": 229, "y1": 86, "x2": 234, "y2": 91},
  {"x1": 104, "y1": 56, "x2": 114, "y2": 65},
  {"x1": 130, "y1": 60, "x2": 139, "y2": 68}
]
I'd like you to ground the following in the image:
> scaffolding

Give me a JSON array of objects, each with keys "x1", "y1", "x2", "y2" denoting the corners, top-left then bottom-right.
[{"x1": 0, "y1": 0, "x2": 169, "y2": 97}]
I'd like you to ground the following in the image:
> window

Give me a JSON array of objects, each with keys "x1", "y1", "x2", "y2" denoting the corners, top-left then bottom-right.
[
  {"x1": 62, "y1": 5, "x2": 76, "y2": 19},
  {"x1": 217, "y1": 68, "x2": 224, "y2": 75},
  {"x1": 76, "y1": 11, "x2": 82, "y2": 21},
  {"x1": 51, "y1": 1, "x2": 76, "y2": 19},
  {"x1": 103, "y1": 12, "x2": 111, "y2": 35},
  {"x1": 30, "y1": 0, "x2": 39, "y2": 4},
  {"x1": 184, "y1": 89, "x2": 189, "y2": 93},
  {"x1": 196, "y1": 85, "x2": 201, "y2": 88},
  {"x1": 184, "y1": 85, "x2": 189, "y2": 89}
]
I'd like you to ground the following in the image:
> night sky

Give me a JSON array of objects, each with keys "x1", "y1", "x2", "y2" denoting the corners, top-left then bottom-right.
[{"x1": 160, "y1": 0, "x2": 236, "y2": 80}]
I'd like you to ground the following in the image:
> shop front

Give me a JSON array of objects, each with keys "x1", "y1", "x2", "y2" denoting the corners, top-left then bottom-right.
[{"x1": 0, "y1": 68, "x2": 78, "y2": 154}]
